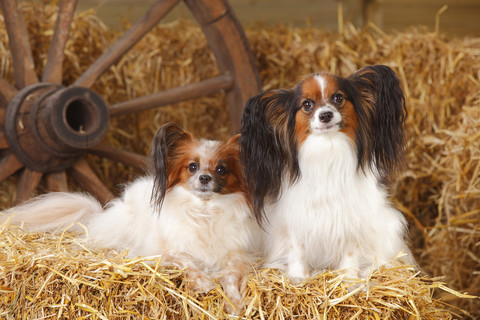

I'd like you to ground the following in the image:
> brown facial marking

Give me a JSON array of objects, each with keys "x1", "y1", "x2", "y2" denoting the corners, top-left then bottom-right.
[
  {"x1": 167, "y1": 137, "x2": 244, "y2": 197},
  {"x1": 300, "y1": 73, "x2": 358, "y2": 143},
  {"x1": 213, "y1": 136, "x2": 244, "y2": 195},
  {"x1": 295, "y1": 109, "x2": 312, "y2": 145},
  {"x1": 294, "y1": 75, "x2": 321, "y2": 145},
  {"x1": 166, "y1": 142, "x2": 198, "y2": 190},
  {"x1": 301, "y1": 75, "x2": 324, "y2": 103},
  {"x1": 295, "y1": 73, "x2": 341, "y2": 145},
  {"x1": 339, "y1": 100, "x2": 358, "y2": 141},
  {"x1": 319, "y1": 73, "x2": 340, "y2": 102}
]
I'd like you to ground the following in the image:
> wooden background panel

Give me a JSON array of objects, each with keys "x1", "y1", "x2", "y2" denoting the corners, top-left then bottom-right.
[
  {"x1": 75, "y1": 0, "x2": 480, "y2": 37},
  {"x1": 377, "y1": 0, "x2": 480, "y2": 36}
]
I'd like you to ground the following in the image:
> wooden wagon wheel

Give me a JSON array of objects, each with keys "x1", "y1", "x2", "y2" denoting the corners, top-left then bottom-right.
[{"x1": 0, "y1": 0, "x2": 261, "y2": 204}]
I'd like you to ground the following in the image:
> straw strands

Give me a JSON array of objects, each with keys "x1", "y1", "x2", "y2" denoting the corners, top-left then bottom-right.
[
  {"x1": 0, "y1": 224, "x2": 470, "y2": 319},
  {"x1": 1, "y1": 1, "x2": 480, "y2": 318},
  {"x1": 246, "y1": 21, "x2": 480, "y2": 316}
]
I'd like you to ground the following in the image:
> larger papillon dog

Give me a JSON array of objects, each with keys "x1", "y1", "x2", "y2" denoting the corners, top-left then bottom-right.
[
  {"x1": 241, "y1": 65, "x2": 413, "y2": 282},
  {"x1": 2, "y1": 123, "x2": 258, "y2": 311}
]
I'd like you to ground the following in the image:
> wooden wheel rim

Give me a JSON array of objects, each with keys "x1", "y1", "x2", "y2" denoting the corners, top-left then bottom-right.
[{"x1": 0, "y1": 0, "x2": 261, "y2": 204}]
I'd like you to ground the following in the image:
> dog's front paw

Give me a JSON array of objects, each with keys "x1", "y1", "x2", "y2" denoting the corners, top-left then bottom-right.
[
  {"x1": 287, "y1": 265, "x2": 309, "y2": 284},
  {"x1": 287, "y1": 273, "x2": 309, "y2": 284},
  {"x1": 185, "y1": 268, "x2": 216, "y2": 293},
  {"x1": 220, "y1": 273, "x2": 247, "y2": 315}
]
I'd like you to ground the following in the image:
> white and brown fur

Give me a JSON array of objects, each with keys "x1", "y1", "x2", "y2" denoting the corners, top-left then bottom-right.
[
  {"x1": 241, "y1": 65, "x2": 413, "y2": 282},
  {"x1": 2, "y1": 123, "x2": 258, "y2": 311}
]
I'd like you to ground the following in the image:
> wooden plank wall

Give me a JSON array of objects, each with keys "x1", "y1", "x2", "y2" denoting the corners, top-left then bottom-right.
[{"x1": 77, "y1": 0, "x2": 480, "y2": 37}]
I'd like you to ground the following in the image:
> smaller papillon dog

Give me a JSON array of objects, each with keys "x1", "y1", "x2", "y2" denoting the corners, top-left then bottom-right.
[
  {"x1": 241, "y1": 65, "x2": 413, "y2": 282},
  {"x1": 2, "y1": 123, "x2": 257, "y2": 311}
]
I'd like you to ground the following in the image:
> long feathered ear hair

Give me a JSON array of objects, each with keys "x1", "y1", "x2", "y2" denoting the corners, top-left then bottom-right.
[
  {"x1": 150, "y1": 123, "x2": 193, "y2": 211},
  {"x1": 240, "y1": 89, "x2": 301, "y2": 225},
  {"x1": 347, "y1": 65, "x2": 407, "y2": 184}
]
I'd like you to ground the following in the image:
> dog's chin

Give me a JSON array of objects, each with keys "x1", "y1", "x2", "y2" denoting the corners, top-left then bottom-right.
[
  {"x1": 312, "y1": 123, "x2": 341, "y2": 135},
  {"x1": 192, "y1": 188, "x2": 216, "y2": 201}
]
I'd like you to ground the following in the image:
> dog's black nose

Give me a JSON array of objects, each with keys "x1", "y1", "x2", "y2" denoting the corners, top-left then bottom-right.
[
  {"x1": 319, "y1": 111, "x2": 333, "y2": 123},
  {"x1": 199, "y1": 175, "x2": 212, "y2": 184}
]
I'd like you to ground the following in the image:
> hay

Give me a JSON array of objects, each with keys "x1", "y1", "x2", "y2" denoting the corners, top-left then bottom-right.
[
  {"x1": 1, "y1": 1, "x2": 480, "y2": 318},
  {"x1": 245, "y1": 22, "x2": 480, "y2": 316},
  {"x1": 0, "y1": 224, "x2": 471, "y2": 319}
]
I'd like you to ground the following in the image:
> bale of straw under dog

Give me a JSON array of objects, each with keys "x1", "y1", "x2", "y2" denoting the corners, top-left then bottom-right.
[
  {"x1": 246, "y1": 22, "x2": 480, "y2": 315},
  {"x1": 0, "y1": 1, "x2": 479, "y2": 317},
  {"x1": 0, "y1": 224, "x2": 472, "y2": 319}
]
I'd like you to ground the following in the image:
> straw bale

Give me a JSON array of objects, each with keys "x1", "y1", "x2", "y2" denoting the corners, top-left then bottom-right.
[
  {"x1": 1, "y1": 1, "x2": 480, "y2": 317},
  {"x1": 0, "y1": 224, "x2": 469, "y2": 319},
  {"x1": 244, "y1": 23, "x2": 480, "y2": 317}
]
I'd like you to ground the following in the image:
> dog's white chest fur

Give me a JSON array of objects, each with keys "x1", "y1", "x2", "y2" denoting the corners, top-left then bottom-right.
[
  {"x1": 158, "y1": 184, "x2": 255, "y2": 267},
  {"x1": 87, "y1": 177, "x2": 254, "y2": 270},
  {"x1": 262, "y1": 133, "x2": 409, "y2": 280}
]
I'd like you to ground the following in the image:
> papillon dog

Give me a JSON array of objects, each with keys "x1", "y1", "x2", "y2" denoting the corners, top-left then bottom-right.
[
  {"x1": 2, "y1": 123, "x2": 257, "y2": 311},
  {"x1": 240, "y1": 65, "x2": 413, "y2": 282}
]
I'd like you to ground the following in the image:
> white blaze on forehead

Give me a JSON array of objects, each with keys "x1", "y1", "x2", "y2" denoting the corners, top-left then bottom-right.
[
  {"x1": 308, "y1": 73, "x2": 343, "y2": 132},
  {"x1": 195, "y1": 140, "x2": 221, "y2": 170},
  {"x1": 314, "y1": 74, "x2": 327, "y2": 101}
]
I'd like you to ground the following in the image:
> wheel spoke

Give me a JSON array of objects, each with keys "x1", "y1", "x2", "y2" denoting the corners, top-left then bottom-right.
[
  {"x1": 186, "y1": 0, "x2": 262, "y2": 132},
  {"x1": 46, "y1": 171, "x2": 69, "y2": 192},
  {"x1": 41, "y1": 0, "x2": 78, "y2": 84},
  {"x1": 15, "y1": 168, "x2": 42, "y2": 204},
  {"x1": 69, "y1": 158, "x2": 114, "y2": 203},
  {"x1": 0, "y1": 78, "x2": 18, "y2": 125},
  {"x1": 0, "y1": 152, "x2": 24, "y2": 182},
  {"x1": 0, "y1": 133, "x2": 9, "y2": 149},
  {"x1": 0, "y1": 0, "x2": 38, "y2": 88},
  {"x1": 0, "y1": 77, "x2": 18, "y2": 102},
  {"x1": 89, "y1": 142, "x2": 149, "y2": 170},
  {"x1": 109, "y1": 73, "x2": 234, "y2": 116},
  {"x1": 74, "y1": 0, "x2": 181, "y2": 88}
]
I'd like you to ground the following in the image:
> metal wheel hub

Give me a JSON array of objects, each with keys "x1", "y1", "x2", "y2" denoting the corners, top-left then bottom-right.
[{"x1": 5, "y1": 84, "x2": 109, "y2": 173}]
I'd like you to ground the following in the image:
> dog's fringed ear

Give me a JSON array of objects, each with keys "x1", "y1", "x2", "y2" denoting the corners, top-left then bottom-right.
[
  {"x1": 349, "y1": 65, "x2": 407, "y2": 183},
  {"x1": 150, "y1": 123, "x2": 193, "y2": 211},
  {"x1": 225, "y1": 133, "x2": 240, "y2": 146},
  {"x1": 240, "y1": 90, "x2": 298, "y2": 225}
]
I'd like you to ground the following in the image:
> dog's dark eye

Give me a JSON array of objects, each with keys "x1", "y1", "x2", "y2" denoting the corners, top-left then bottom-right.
[
  {"x1": 332, "y1": 93, "x2": 344, "y2": 106},
  {"x1": 215, "y1": 165, "x2": 227, "y2": 176},
  {"x1": 302, "y1": 99, "x2": 315, "y2": 112},
  {"x1": 188, "y1": 162, "x2": 199, "y2": 173}
]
